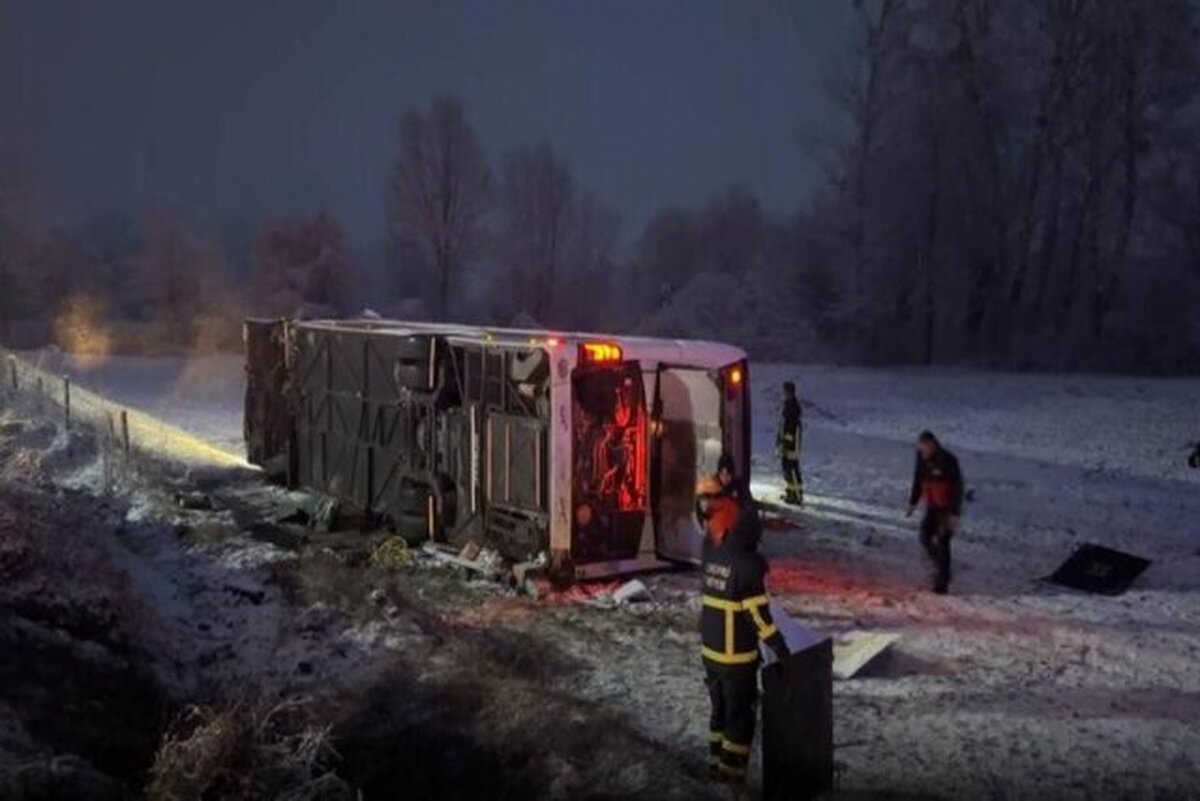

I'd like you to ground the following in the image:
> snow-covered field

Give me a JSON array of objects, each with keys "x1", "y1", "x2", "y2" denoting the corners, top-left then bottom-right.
[
  {"x1": 19, "y1": 349, "x2": 245, "y2": 454},
  {"x1": 13, "y1": 351, "x2": 1200, "y2": 799},
  {"x1": 750, "y1": 364, "x2": 1200, "y2": 799}
]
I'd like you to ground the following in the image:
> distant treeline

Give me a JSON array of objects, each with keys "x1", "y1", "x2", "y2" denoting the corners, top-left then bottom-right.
[{"x1": 2, "y1": 0, "x2": 1198, "y2": 371}]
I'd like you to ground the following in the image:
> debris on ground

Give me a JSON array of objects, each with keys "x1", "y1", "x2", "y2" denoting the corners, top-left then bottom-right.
[
  {"x1": 368, "y1": 536, "x2": 412, "y2": 571},
  {"x1": 421, "y1": 541, "x2": 506, "y2": 581},
  {"x1": 613, "y1": 579, "x2": 653, "y2": 605},
  {"x1": 174, "y1": 491, "x2": 214, "y2": 511}
]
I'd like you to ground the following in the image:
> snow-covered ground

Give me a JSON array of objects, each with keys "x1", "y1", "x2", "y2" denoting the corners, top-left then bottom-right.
[
  {"x1": 12, "y1": 350, "x2": 1200, "y2": 799},
  {"x1": 748, "y1": 364, "x2": 1200, "y2": 799},
  {"x1": 19, "y1": 349, "x2": 245, "y2": 454}
]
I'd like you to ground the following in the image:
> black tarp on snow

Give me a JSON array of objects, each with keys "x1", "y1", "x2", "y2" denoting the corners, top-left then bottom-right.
[{"x1": 1048, "y1": 543, "x2": 1152, "y2": 596}]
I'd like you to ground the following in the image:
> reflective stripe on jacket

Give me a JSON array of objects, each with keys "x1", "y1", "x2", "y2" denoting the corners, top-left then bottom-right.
[{"x1": 700, "y1": 513, "x2": 787, "y2": 667}]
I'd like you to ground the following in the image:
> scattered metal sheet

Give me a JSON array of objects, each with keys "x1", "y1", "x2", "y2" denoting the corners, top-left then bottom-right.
[
  {"x1": 832, "y1": 631, "x2": 900, "y2": 680},
  {"x1": 761, "y1": 603, "x2": 828, "y2": 665},
  {"x1": 612, "y1": 579, "x2": 652, "y2": 604}
]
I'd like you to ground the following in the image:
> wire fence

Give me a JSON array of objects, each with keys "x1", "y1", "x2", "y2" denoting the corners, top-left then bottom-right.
[{"x1": 1, "y1": 349, "x2": 247, "y2": 470}]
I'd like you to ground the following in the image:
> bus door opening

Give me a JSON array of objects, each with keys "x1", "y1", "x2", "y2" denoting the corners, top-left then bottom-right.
[
  {"x1": 653, "y1": 367, "x2": 723, "y2": 564},
  {"x1": 570, "y1": 360, "x2": 648, "y2": 563}
]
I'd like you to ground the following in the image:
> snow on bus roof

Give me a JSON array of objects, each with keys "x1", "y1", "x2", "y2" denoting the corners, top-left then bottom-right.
[{"x1": 295, "y1": 318, "x2": 747, "y2": 369}]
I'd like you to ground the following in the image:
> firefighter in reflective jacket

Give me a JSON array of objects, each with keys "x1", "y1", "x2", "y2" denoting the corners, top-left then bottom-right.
[
  {"x1": 906, "y1": 430, "x2": 964, "y2": 594},
  {"x1": 777, "y1": 381, "x2": 804, "y2": 505},
  {"x1": 695, "y1": 453, "x2": 751, "y2": 530},
  {"x1": 697, "y1": 477, "x2": 789, "y2": 786}
]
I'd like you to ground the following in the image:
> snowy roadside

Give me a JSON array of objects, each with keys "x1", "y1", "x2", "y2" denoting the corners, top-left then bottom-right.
[{"x1": 4, "y1": 351, "x2": 1199, "y2": 799}]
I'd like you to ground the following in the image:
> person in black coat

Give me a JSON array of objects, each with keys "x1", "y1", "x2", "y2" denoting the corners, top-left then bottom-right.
[
  {"x1": 1189, "y1": 442, "x2": 1200, "y2": 469},
  {"x1": 777, "y1": 382, "x2": 804, "y2": 505},
  {"x1": 715, "y1": 452, "x2": 753, "y2": 507},
  {"x1": 906, "y1": 430, "x2": 964, "y2": 594}
]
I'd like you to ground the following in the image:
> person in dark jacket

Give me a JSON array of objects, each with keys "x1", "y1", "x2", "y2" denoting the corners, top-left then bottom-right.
[
  {"x1": 1189, "y1": 442, "x2": 1200, "y2": 469},
  {"x1": 906, "y1": 430, "x2": 964, "y2": 594},
  {"x1": 777, "y1": 381, "x2": 804, "y2": 505},
  {"x1": 716, "y1": 452, "x2": 752, "y2": 506},
  {"x1": 696, "y1": 453, "x2": 753, "y2": 529},
  {"x1": 697, "y1": 478, "x2": 788, "y2": 787}
]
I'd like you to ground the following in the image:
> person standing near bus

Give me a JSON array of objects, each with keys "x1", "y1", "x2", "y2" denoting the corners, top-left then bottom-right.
[
  {"x1": 777, "y1": 381, "x2": 804, "y2": 505},
  {"x1": 697, "y1": 477, "x2": 789, "y2": 790}
]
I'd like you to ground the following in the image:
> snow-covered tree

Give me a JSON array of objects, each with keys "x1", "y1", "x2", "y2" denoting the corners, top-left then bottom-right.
[{"x1": 807, "y1": 0, "x2": 1200, "y2": 370}]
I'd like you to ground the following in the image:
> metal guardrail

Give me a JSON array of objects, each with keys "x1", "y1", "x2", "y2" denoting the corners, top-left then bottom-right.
[{"x1": 2, "y1": 349, "x2": 247, "y2": 469}]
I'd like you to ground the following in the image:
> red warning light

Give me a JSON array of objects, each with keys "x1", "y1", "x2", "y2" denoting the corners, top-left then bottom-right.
[{"x1": 580, "y1": 342, "x2": 623, "y2": 364}]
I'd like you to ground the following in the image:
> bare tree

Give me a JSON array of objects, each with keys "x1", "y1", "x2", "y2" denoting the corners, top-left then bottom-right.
[
  {"x1": 807, "y1": 0, "x2": 1200, "y2": 370},
  {"x1": 137, "y1": 211, "x2": 232, "y2": 350},
  {"x1": 253, "y1": 212, "x2": 347, "y2": 317},
  {"x1": 565, "y1": 191, "x2": 620, "y2": 329},
  {"x1": 497, "y1": 142, "x2": 574, "y2": 323},
  {"x1": 0, "y1": 142, "x2": 38, "y2": 341},
  {"x1": 842, "y1": 0, "x2": 909, "y2": 300},
  {"x1": 390, "y1": 97, "x2": 491, "y2": 318},
  {"x1": 701, "y1": 187, "x2": 766, "y2": 276},
  {"x1": 638, "y1": 208, "x2": 701, "y2": 298}
]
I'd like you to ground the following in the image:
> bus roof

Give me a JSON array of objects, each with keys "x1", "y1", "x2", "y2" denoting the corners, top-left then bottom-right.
[{"x1": 293, "y1": 317, "x2": 747, "y2": 370}]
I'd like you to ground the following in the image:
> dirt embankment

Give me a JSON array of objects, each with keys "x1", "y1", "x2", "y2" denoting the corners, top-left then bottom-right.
[
  {"x1": 0, "y1": 478, "x2": 171, "y2": 800},
  {"x1": 0, "y1": 396, "x2": 719, "y2": 800}
]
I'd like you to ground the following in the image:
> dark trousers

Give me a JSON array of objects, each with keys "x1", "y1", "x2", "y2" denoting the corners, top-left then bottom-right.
[
  {"x1": 781, "y1": 458, "x2": 803, "y2": 503},
  {"x1": 919, "y1": 509, "x2": 953, "y2": 592},
  {"x1": 705, "y1": 663, "x2": 758, "y2": 782}
]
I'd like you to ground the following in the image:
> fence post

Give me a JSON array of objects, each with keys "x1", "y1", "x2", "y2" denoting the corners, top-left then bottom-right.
[
  {"x1": 63, "y1": 376, "x2": 71, "y2": 428},
  {"x1": 8, "y1": 357, "x2": 15, "y2": 393},
  {"x1": 121, "y1": 410, "x2": 130, "y2": 454}
]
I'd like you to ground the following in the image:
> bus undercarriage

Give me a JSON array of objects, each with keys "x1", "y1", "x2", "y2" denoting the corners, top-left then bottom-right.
[{"x1": 244, "y1": 318, "x2": 748, "y2": 579}]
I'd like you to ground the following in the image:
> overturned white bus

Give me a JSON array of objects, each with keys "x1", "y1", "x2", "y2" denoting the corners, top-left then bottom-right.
[{"x1": 244, "y1": 318, "x2": 750, "y2": 579}]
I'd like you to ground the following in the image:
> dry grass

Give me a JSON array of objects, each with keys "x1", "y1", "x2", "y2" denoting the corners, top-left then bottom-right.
[
  {"x1": 146, "y1": 697, "x2": 351, "y2": 801},
  {"x1": 271, "y1": 544, "x2": 407, "y2": 625}
]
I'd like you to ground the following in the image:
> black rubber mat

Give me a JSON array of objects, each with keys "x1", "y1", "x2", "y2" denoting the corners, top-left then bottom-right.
[{"x1": 1048, "y1": 543, "x2": 1151, "y2": 596}]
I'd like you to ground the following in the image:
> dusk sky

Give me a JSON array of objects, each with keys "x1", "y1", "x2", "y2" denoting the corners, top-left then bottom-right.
[{"x1": 1, "y1": 1, "x2": 854, "y2": 244}]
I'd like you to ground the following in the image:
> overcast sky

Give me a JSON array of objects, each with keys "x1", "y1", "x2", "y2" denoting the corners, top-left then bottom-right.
[{"x1": 0, "y1": 0, "x2": 853, "y2": 244}]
